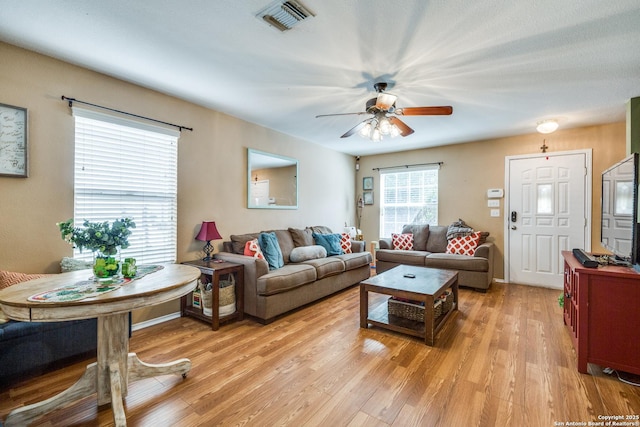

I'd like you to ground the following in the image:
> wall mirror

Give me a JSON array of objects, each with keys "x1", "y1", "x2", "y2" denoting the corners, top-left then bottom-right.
[{"x1": 248, "y1": 149, "x2": 298, "y2": 209}]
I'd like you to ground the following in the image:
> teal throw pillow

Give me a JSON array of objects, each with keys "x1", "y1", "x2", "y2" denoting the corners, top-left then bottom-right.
[
  {"x1": 312, "y1": 233, "x2": 343, "y2": 256},
  {"x1": 258, "y1": 232, "x2": 284, "y2": 270}
]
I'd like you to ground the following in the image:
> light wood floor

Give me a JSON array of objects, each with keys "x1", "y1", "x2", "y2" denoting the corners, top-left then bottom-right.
[{"x1": 2, "y1": 281, "x2": 639, "y2": 426}]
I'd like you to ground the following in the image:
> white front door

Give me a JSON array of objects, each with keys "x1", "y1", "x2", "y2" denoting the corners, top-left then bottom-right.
[{"x1": 505, "y1": 150, "x2": 592, "y2": 288}]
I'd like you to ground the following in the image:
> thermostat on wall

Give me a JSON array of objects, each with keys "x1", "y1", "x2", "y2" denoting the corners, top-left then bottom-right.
[{"x1": 487, "y1": 188, "x2": 504, "y2": 198}]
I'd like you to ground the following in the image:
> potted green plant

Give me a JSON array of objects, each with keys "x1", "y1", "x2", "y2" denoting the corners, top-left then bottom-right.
[{"x1": 58, "y1": 218, "x2": 136, "y2": 280}]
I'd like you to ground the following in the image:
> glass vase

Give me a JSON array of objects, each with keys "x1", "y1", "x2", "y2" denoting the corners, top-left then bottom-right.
[{"x1": 93, "y1": 251, "x2": 120, "y2": 281}]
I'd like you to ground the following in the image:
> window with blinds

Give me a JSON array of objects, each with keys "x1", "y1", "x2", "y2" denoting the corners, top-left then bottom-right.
[
  {"x1": 379, "y1": 166, "x2": 439, "y2": 238},
  {"x1": 72, "y1": 108, "x2": 179, "y2": 264}
]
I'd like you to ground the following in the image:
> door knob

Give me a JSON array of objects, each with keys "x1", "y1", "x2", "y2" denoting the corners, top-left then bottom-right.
[{"x1": 511, "y1": 226, "x2": 517, "y2": 230}]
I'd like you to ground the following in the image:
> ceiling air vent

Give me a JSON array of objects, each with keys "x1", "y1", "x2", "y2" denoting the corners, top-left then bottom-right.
[{"x1": 257, "y1": 0, "x2": 315, "y2": 32}]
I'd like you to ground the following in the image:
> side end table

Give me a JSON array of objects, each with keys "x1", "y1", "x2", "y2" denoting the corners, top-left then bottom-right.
[{"x1": 180, "y1": 260, "x2": 244, "y2": 330}]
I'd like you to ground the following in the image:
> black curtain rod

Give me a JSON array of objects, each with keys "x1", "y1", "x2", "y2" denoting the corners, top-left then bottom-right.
[
  {"x1": 61, "y1": 96, "x2": 193, "y2": 132},
  {"x1": 373, "y1": 161, "x2": 443, "y2": 171}
]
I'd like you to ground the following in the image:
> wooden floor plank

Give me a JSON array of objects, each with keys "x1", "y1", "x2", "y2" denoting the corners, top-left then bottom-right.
[{"x1": 2, "y1": 281, "x2": 639, "y2": 426}]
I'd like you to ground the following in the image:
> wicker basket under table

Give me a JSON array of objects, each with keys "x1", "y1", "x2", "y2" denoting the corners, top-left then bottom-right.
[{"x1": 388, "y1": 289, "x2": 453, "y2": 322}]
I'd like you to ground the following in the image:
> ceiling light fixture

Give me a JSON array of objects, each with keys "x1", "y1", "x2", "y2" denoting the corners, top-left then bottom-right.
[
  {"x1": 358, "y1": 115, "x2": 401, "y2": 142},
  {"x1": 536, "y1": 119, "x2": 559, "y2": 134}
]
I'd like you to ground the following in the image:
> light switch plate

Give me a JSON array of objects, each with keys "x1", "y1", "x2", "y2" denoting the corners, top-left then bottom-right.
[
  {"x1": 487, "y1": 199, "x2": 500, "y2": 207},
  {"x1": 490, "y1": 209, "x2": 500, "y2": 217}
]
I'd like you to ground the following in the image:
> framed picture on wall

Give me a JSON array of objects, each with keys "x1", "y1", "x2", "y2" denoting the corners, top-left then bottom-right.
[
  {"x1": 363, "y1": 176, "x2": 373, "y2": 190},
  {"x1": 363, "y1": 191, "x2": 374, "y2": 205},
  {"x1": 0, "y1": 102, "x2": 28, "y2": 178}
]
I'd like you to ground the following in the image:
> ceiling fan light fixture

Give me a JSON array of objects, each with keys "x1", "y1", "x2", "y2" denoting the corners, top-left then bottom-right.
[
  {"x1": 378, "y1": 117, "x2": 391, "y2": 135},
  {"x1": 536, "y1": 119, "x2": 559, "y2": 134},
  {"x1": 316, "y1": 81, "x2": 451, "y2": 140},
  {"x1": 359, "y1": 122, "x2": 372, "y2": 137},
  {"x1": 371, "y1": 127, "x2": 381, "y2": 142},
  {"x1": 355, "y1": 116, "x2": 402, "y2": 141}
]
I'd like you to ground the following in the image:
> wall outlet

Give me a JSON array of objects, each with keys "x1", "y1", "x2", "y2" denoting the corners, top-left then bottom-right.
[
  {"x1": 487, "y1": 199, "x2": 500, "y2": 207},
  {"x1": 490, "y1": 209, "x2": 500, "y2": 217}
]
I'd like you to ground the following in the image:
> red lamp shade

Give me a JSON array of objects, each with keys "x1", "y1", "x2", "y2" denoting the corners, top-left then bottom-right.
[
  {"x1": 196, "y1": 221, "x2": 222, "y2": 261},
  {"x1": 196, "y1": 221, "x2": 222, "y2": 242}
]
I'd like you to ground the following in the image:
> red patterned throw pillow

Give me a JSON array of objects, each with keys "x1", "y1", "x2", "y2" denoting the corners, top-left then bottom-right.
[
  {"x1": 0, "y1": 270, "x2": 46, "y2": 290},
  {"x1": 244, "y1": 239, "x2": 265, "y2": 259},
  {"x1": 392, "y1": 233, "x2": 414, "y2": 250},
  {"x1": 340, "y1": 233, "x2": 352, "y2": 254},
  {"x1": 446, "y1": 232, "x2": 482, "y2": 256}
]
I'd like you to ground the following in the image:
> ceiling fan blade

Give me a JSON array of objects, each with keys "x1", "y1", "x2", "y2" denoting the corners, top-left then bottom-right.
[
  {"x1": 341, "y1": 121, "x2": 367, "y2": 138},
  {"x1": 388, "y1": 117, "x2": 414, "y2": 137},
  {"x1": 376, "y1": 93, "x2": 397, "y2": 110},
  {"x1": 315, "y1": 112, "x2": 369, "y2": 118},
  {"x1": 395, "y1": 106, "x2": 453, "y2": 116}
]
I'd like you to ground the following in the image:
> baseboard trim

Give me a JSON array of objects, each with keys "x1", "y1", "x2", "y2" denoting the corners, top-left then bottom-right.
[{"x1": 132, "y1": 311, "x2": 181, "y2": 331}]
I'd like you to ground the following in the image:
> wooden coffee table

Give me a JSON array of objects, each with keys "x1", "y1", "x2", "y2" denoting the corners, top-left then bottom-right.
[{"x1": 360, "y1": 265, "x2": 458, "y2": 345}]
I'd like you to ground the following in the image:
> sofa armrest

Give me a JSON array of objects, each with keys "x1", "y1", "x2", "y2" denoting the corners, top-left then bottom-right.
[
  {"x1": 474, "y1": 242, "x2": 494, "y2": 285},
  {"x1": 474, "y1": 242, "x2": 494, "y2": 259},
  {"x1": 350, "y1": 240, "x2": 366, "y2": 253},
  {"x1": 379, "y1": 238, "x2": 392, "y2": 249},
  {"x1": 214, "y1": 252, "x2": 269, "y2": 281}
]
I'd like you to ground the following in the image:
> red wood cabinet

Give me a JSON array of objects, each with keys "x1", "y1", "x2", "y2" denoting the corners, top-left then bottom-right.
[{"x1": 562, "y1": 251, "x2": 640, "y2": 375}]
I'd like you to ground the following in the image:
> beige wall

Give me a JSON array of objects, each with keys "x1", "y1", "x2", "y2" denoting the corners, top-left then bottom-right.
[
  {"x1": 0, "y1": 42, "x2": 356, "y2": 322},
  {"x1": 356, "y1": 123, "x2": 627, "y2": 279},
  {"x1": 0, "y1": 41, "x2": 628, "y2": 322}
]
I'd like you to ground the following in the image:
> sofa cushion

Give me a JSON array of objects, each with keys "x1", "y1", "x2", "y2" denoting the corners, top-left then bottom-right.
[
  {"x1": 302, "y1": 257, "x2": 345, "y2": 279},
  {"x1": 271, "y1": 229, "x2": 296, "y2": 264},
  {"x1": 312, "y1": 233, "x2": 343, "y2": 256},
  {"x1": 289, "y1": 228, "x2": 314, "y2": 247},
  {"x1": 258, "y1": 232, "x2": 285, "y2": 270},
  {"x1": 340, "y1": 233, "x2": 352, "y2": 253},
  {"x1": 375, "y1": 249, "x2": 427, "y2": 266},
  {"x1": 334, "y1": 252, "x2": 372, "y2": 271},
  {"x1": 478, "y1": 231, "x2": 490, "y2": 245},
  {"x1": 446, "y1": 232, "x2": 482, "y2": 256},
  {"x1": 308, "y1": 225, "x2": 333, "y2": 234},
  {"x1": 230, "y1": 233, "x2": 260, "y2": 255},
  {"x1": 401, "y1": 224, "x2": 430, "y2": 251},
  {"x1": 392, "y1": 233, "x2": 414, "y2": 250},
  {"x1": 426, "y1": 226, "x2": 448, "y2": 253},
  {"x1": 256, "y1": 264, "x2": 317, "y2": 296},
  {"x1": 290, "y1": 245, "x2": 327, "y2": 263},
  {"x1": 425, "y1": 253, "x2": 489, "y2": 272}
]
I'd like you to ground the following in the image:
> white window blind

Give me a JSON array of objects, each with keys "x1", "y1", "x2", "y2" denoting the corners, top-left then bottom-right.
[
  {"x1": 72, "y1": 107, "x2": 179, "y2": 264},
  {"x1": 379, "y1": 166, "x2": 439, "y2": 238}
]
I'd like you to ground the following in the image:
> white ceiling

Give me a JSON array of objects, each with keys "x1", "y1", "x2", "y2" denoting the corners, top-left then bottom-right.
[{"x1": 1, "y1": 1, "x2": 639, "y2": 156}]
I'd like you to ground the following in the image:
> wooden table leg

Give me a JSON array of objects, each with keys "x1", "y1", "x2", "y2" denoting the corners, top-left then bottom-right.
[
  {"x1": 360, "y1": 284, "x2": 368, "y2": 328},
  {"x1": 424, "y1": 295, "x2": 436, "y2": 346},
  {"x1": 4, "y1": 362, "x2": 98, "y2": 426},
  {"x1": 97, "y1": 313, "x2": 129, "y2": 406},
  {"x1": 4, "y1": 312, "x2": 191, "y2": 427},
  {"x1": 212, "y1": 271, "x2": 220, "y2": 330}
]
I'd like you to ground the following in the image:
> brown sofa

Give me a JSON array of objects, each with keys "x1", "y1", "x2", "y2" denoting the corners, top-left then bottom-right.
[
  {"x1": 214, "y1": 226, "x2": 372, "y2": 322},
  {"x1": 376, "y1": 224, "x2": 494, "y2": 291}
]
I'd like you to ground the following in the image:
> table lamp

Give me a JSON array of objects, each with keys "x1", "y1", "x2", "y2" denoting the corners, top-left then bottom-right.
[{"x1": 195, "y1": 221, "x2": 223, "y2": 261}]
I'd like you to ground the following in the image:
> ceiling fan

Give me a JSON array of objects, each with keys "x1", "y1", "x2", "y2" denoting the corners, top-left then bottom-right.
[{"x1": 316, "y1": 82, "x2": 452, "y2": 141}]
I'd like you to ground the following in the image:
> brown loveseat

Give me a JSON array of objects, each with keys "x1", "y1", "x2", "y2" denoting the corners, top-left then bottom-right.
[
  {"x1": 376, "y1": 224, "x2": 494, "y2": 291},
  {"x1": 214, "y1": 226, "x2": 372, "y2": 322}
]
